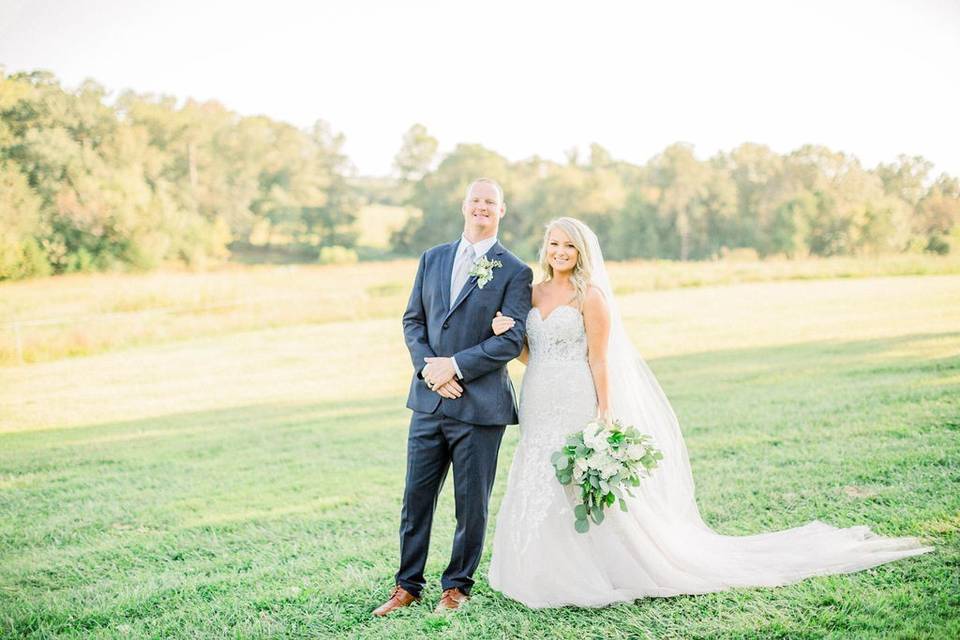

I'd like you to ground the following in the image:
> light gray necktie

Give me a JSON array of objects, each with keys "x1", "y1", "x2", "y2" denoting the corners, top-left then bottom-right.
[{"x1": 450, "y1": 242, "x2": 475, "y2": 304}]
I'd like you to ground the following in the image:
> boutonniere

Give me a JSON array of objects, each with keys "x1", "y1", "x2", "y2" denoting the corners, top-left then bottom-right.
[{"x1": 468, "y1": 256, "x2": 503, "y2": 289}]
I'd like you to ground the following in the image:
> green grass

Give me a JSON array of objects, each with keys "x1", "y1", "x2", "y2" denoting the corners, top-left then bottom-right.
[
  {"x1": 1, "y1": 274, "x2": 958, "y2": 638},
  {"x1": 2, "y1": 254, "x2": 959, "y2": 366}
]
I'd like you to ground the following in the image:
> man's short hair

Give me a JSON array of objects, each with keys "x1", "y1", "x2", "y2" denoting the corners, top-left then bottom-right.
[{"x1": 463, "y1": 178, "x2": 504, "y2": 204}]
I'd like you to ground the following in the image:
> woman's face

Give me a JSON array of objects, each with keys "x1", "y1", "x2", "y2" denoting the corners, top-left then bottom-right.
[{"x1": 546, "y1": 227, "x2": 578, "y2": 275}]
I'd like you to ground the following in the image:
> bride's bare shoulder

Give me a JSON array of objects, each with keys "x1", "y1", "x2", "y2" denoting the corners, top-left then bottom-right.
[
  {"x1": 585, "y1": 284, "x2": 607, "y2": 302},
  {"x1": 582, "y1": 285, "x2": 609, "y2": 316},
  {"x1": 531, "y1": 281, "x2": 545, "y2": 303}
]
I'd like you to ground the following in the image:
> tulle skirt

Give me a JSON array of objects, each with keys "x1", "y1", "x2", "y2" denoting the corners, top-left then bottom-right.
[{"x1": 488, "y1": 358, "x2": 932, "y2": 608}]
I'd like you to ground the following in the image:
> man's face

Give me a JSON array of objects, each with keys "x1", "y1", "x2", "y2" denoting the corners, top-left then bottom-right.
[{"x1": 461, "y1": 182, "x2": 505, "y2": 237}]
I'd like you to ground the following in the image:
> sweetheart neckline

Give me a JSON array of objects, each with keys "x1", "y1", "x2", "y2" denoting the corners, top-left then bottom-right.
[{"x1": 532, "y1": 305, "x2": 580, "y2": 323}]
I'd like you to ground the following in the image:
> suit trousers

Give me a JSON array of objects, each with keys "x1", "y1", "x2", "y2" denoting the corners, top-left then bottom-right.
[{"x1": 395, "y1": 410, "x2": 506, "y2": 597}]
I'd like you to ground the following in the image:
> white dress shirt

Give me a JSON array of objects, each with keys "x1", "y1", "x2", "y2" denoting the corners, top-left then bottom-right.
[{"x1": 450, "y1": 234, "x2": 498, "y2": 303}]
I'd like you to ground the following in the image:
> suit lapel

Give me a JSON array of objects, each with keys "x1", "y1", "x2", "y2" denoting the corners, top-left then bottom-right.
[
  {"x1": 444, "y1": 241, "x2": 504, "y2": 322},
  {"x1": 439, "y1": 239, "x2": 458, "y2": 312}
]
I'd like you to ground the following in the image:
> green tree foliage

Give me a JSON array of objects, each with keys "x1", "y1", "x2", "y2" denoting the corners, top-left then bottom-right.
[
  {"x1": 393, "y1": 123, "x2": 438, "y2": 184},
  {"x1": 392, "y1": 144, "x2": 510, "y2": 253},
  {"x1": 0, "y1": 160, "x2": 49, "y2": 279},
  {"x1": 0, "y1": 70, "x2": 358, "y2": 279},
  {"x1": 916, "y1": 174, "x2": 960, "y2": 254},
  {"x1": 2, "y1": 67, "x2": 958, "y2": 281},
  {"x1": 392, "y1": 136, "x2": 960, "y2": 261}
]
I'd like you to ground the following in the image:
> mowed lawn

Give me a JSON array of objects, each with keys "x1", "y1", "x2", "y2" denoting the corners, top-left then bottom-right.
[{"x1": 1, "y1": 274, "x2": 958, "y2": 639}]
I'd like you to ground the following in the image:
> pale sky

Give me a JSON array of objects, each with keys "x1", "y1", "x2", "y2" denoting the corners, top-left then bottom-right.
[{"x1": 2, "y1": 0, "x2": 959, "y2": 177}]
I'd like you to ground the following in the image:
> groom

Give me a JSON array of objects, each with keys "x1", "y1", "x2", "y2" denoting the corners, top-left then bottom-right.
[{"x1": 373, "y1": 178, "x2": 533, "y2": 615}]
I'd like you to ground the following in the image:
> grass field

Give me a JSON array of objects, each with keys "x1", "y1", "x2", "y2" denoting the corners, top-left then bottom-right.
[
  {"x1": 1, "y1": 254, "x2": 959, "y2": 366},
  {"x1": 1, "y1": 268, "x2": 958, "y2": 638}
]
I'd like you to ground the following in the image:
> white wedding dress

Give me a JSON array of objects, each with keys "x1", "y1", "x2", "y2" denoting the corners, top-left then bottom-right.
[{"x1": 488, "y1": 233, "x2": 932, "y2": 609}]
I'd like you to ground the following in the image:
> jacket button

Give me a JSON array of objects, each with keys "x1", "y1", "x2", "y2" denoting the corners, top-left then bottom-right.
[{"x1": 442, "y1": 322, "x2": 449, "y2": 329}]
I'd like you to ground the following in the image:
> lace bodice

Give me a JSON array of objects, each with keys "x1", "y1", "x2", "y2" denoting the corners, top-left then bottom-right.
[
  {"x1": 526, "y1": 305, "x2": 588, "y2": 364},
  {"x1": 497, "y1": 304, "x2": 597, "y2": 556}
]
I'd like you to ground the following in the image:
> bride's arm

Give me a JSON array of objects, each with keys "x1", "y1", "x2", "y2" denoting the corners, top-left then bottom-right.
[
  {"x1": 518, "y1": 337, "x2": 529, "y2": 365},
  {"x1": 583, "y1": 286, "x2": 611, "y2": 420}
]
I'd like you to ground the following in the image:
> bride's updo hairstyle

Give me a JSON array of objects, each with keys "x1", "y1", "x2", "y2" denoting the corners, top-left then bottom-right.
[{"x1": 538, "y1": 217, "x2": 595, "y2": 308}]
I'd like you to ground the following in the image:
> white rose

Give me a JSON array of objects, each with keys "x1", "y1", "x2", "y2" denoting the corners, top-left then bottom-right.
[
  {"x1": 589, "y1": 451, "x2": 613, "y2": 472},
  {"x1": 602, "y1": 461, "x2": 622, "y2": 480},
  {"x1": 582, "y1": 424, "x2": 604, "y2": 449},
  {"x1": 626, "y1": 444, "x2": 645, "y2": 460},
  {"x1": 593, "y1": 432, "x2": 612, "y2": 453}
]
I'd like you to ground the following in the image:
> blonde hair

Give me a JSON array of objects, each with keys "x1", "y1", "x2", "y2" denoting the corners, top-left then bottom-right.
[
  {"x1": 538, "y1": 217, "x2": 595, "y2": 308},
  {"x1": 463, "y1": 177, "x2": 504, "y2": 204}
]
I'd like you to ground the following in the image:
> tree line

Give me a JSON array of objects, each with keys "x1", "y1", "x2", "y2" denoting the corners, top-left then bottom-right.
[
  {"x1": 1, "y1": 69, "x2": 958, "y2": 280},
  {"x1": 0, "y1": 70, "x2": 357, "y2": 280},
  {"x1": 392, "y1": 129, "x2": 960, "y2": 262}
]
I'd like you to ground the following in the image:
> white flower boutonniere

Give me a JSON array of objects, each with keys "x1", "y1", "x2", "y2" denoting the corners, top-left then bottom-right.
[{"x1": 468, "y1": 256, "x2": 503, "y2": 289}]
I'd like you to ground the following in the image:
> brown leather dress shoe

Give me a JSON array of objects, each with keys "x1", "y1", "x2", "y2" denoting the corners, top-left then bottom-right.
[
  {"x1": 434, "y1": 587, "x2": 469, "y2": 613},
  {"x1": 372, "y1": 585, "x2": 419, "y2": 617}
]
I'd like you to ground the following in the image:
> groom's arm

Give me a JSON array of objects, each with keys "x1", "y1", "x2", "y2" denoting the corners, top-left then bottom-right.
[
  {"x1": 452, "y1": 265, "x2": 533, "y2": 384},
  {"x1": 402, "y1": 253, "x2": 436, "y2": 379}
]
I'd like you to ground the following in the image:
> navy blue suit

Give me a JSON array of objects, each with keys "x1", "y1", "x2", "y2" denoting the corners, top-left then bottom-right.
[{"x1": 397, "y1": 238, "x2": 533, "y2": 596}]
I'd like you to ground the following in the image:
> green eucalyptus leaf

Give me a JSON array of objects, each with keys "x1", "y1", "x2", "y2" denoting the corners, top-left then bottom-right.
[{"x1": 591, "y1": 506, "x2": 605, "y2": 524}]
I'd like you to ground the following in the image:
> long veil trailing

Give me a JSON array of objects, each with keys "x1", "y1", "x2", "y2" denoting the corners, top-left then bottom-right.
[{"x1": 580, "y1": 225, "x2": 932, "y2": 592}]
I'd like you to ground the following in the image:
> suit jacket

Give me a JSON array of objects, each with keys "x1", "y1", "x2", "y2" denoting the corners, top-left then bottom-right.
[{"x1": 402, "y1": 238, "x2": 533, "y2": 425}]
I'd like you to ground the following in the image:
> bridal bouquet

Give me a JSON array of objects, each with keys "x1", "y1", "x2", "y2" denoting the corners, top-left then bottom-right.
[{"x1": 551, "y1": 419, "x2": 663, "y2": 533}]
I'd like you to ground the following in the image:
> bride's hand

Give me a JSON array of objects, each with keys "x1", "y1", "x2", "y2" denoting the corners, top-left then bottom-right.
[
  {"x1": 596, "y1": 407, "x2": 612, "y2": 424},
  {"x1": 491, "y1": 311, "x2": 516, "y2": 336}
]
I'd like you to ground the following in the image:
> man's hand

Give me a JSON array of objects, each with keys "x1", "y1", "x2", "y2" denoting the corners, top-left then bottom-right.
[
  {"x1": 433, "y1": 379, "x2": 463, "y2": 399},
  {"x1": 423, "y1": 356, "x2": 457, "y2": 388}
]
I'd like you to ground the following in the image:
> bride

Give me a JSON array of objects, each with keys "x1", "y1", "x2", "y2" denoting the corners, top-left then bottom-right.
[{"x1": 486, "y1": 216, "x2": 932, "y2": 608}]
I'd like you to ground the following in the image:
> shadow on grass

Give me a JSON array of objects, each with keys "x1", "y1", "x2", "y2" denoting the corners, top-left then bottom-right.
[
  {"x1": 0, "y1": 396, "x2": 406, "y2": 448},
  {"x1": 649, "y1": 330, "x2": 960, "y2": 375}
]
